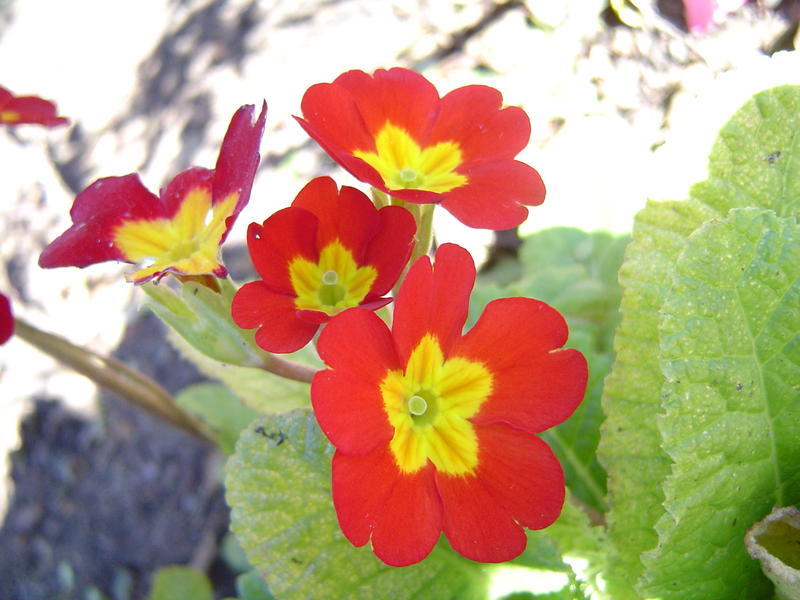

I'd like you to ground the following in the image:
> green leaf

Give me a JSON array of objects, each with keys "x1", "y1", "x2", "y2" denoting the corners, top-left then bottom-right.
[
  {"x1": 598, "y1": 84, "x2": 800, "y2": 598},
  {"x1": 175, "y1": 383, "x2": 258, "y2": 455},
  {"x1": 236, "y1": 570, "x2": 277, "y2": 600},
  {"x1": 148, "y1": 566, "x2": 213, "y2": 600},
  {"x1": 167, "y1": 329, "x2": 312, "y2": 415},
  {"x1": 225, "y1": 410, "x2": 488, "y2": 600},
  {"x1": 638, "y1": 208, "x2": 800, "y2": 599}
]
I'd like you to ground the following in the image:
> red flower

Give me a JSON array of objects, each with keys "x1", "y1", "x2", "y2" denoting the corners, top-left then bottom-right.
[
  {"x1": 296, "y1": 68, "x2": 545, "y2": 230},
  {"x1": 39, "y1": 103, "x2": 267, "y2": 283},
  {"x1": 0, "y1": 293, "x2": 13, "y2": 344},
  {"x1": 231, "y1": 176, "x2": 416, "y2": 354},
  {"x1": 311, "y1": 243, "x2": 587, "y2": 566},
  {"x1": 0, "y1": 86, "x2": 68, "y2": 127}
]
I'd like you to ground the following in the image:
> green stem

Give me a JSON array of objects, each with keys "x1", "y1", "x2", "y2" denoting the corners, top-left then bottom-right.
[
  {"x1": 384, "y1": 193, "x2": 437, "y2": 297},
  {"x1": 13, "y1": 317, "x2": 215, "y2": 444}
]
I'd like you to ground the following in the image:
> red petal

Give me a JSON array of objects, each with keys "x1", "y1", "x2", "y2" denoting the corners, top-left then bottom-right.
[
  {"x1": 332, "y1": 449, "x2": 395, "y2": 547},
  {"x1": 332, "y1": 448, "x2": 442, "y2": 566},
  {"x1": 362, "y1": 205, "x2": 416, "y2": 297},
  {"x1": 435, "y1": 470, "x2": 527, "y2": 563},
  {"x1": 246, "y1": 207, "x2": 318, "y2": 293},
  {"x1": 311, "y1": 368, "x2": 393, "y2": 455},
  {"x1": 231, "y1": 281, "x2": 318, "y2": 353},
  {"x1": 475, "y1": 423, "x2": 565, "y2": 531},
  {"x1": 39, "y1": 174, "x2": 160, "y2": 268},
  {"x1": 455, "y1": 297, "x2": 587, "y2": 433},
  {"x1": 0, "y1": 86, "x2": 12, "y2": 105},
  {"x1": 392, "y1": 243, "x2": 475, "y2": 362},
  {"x1": 291, "y1": 177, "x2": 379, "y2": 257},
  {"x1": 431, "y1": 85, "x2": 530, "y2": 161},
  {"x1": 0, "y1": 293, "x2": 14, "y2": 344},
  {"x1": 316, "y1": 307, "x2": 401, "y2": 383},
  {"x1": 442, "y1": 160, "x2": 545, "y2": 229},
  {"x1": 213, "y1": 102, "x2": 267, "y2": 243},
  {"x1": 3, "y1": 94, "x2": 68, "y2": 126},
  {"x1": 333, "y1": 68, "x2": 440, "y2": 141},
  {"x1": 297, "y1": 81, "x2": 374, "y2": 157},
  {"x1": 160, "y1": 167, "x2": 214, "y2": 217},
  {"x1": 371, "y1": 462, "x2": 443, "y2": 566}
]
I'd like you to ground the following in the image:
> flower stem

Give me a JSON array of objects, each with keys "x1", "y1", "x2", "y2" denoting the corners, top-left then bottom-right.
[
  {"x1": 386, "y1": 194, "x2": 437, "y2": 297},
  {"x1": 13, "y1": 317, "x2": 215, "y2": 444},
  {"x1": 258, "y1": 352, "x2": 317, "y2": 383}
]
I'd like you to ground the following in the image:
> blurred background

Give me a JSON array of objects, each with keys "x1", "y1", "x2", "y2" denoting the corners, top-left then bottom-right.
[{"x1": 1, "y1": 0, "x2": 799, "y2": 598}]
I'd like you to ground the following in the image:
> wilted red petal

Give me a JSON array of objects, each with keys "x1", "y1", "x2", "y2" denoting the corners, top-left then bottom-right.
[
  {"x1": 442, "y1": 160, "x2": 545, "y2": 230},
  {"x1": 39, "y1": 174, "x2": 160, "y2": 268},
  {"x1": 435, "y1": 469, "x2": 527, "y2": 563},
  {"x1": 160, "y1": 167, "x2": 214, "y2": 217},
  {"x1": 246, "y1": 208, "x2": 318, "y2": 293},
  {"x1": 214, "y1": 102, "x2": 267, "y2": 244},
  {"x1": 0, "y1": 293, "x2": 14, "y2": 344},
  {"x1": 475, "y1": 423, "x2": 565, "y2": 531},
  {"x1": 431, "y1": 85, "x2": 530, "y2": 161},
  {"x1": 0, "y1": 86, "x2": 68, "y2": 127},
  {"x1": 231, "y1": 281, "x2": 317, "y2": 353},
  {"x1": 392, "y1": 243, "x2": 475, "y2": 362},
  {"x1": 291, "y1": 177, "x2": 380, "y2": 258},
  {"x1": 455, "y1": 297, "x2": 587, "y2": 433}
]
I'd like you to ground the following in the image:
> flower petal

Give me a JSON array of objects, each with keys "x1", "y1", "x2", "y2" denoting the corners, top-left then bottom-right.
[
  {"x1": 213, "y1": 102, "x2": 267, "y2": 244},
  {"x1": 159, "y1": 167, "x2": 214, "y2": 218},
  {"x1": 291, "y1": 177, "x2": 380, "y2": 258},
  {"x1": 231, "y1": 281, "x2": 317, "y2": 353},
  {"x1": 0, "y1": 293, "x2": 14, "y2": 344},
  {"x1": 332, "y1": 448, "x2": 442, "y2": 567},
  {"x1": 312, "y1": 368, "x2": 393, "y2": 455},
  {"x1": 431, "y1": 85, "x2": 530, "y2": 161},
  {"x1": 333, "y1": 68, "x2": 440, "y2": 141},
  {"x1": 246, "y1": 208, "x2": 318, "y2": 293},
  {"x1": 0, "y1": 86, "x2": 68, "y2": 126},
  {"x1": 363, "y1": 205, "x2": 416, "y2": 297},
  {"x1": 435, "y1": 470, "x2": 527, "y2": 563},
  {"x1": 442, "y1": 160, "x2": 545, "y2": 229},
  {"x1": 392, "y1": 243, "x2": 475, "y2": 362},
  {"x1": 455, "y1": 297, "x2": 587, "y2": 433},
  {"x1": 316, "y1": 307, "x2": 400, "y2": 383},
  {"x1": 39, "y1": 174, "x2": 161, "y2": 268},
  {"x1": 475, "y1": 423, "x2": 565, "y2": 531}
]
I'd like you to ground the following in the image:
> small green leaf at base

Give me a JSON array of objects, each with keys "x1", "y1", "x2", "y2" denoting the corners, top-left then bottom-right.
[{"x1": 148, "y1": 566, "x2": 213, "y2": 600}]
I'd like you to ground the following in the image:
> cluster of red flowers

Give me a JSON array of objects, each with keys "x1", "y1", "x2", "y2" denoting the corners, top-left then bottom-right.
[{"x1": 35, "y1": 68, "x2": 587, "y2": 566}]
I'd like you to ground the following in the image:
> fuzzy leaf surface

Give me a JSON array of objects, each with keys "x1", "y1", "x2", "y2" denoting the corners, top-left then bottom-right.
[{"x1": 639, "y1": 208, "x2": 800, "y2": 599}]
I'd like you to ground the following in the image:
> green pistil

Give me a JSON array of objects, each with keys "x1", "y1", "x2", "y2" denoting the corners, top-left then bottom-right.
[
  {"x1": 408, "y1": 390, "x2": 438, "y2": 426},
  {"x1": 399, "y1": 167, "x2": 419, "y2": 188}
]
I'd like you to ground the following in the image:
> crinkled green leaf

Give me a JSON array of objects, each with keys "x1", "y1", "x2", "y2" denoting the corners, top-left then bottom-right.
[
  {"x1": 638, "y1": 208, "x2": 800, "y2": 599},
  {"x1": 175, "y1": 383, "x2": 257, "y2": 455},
  {"x1": 599, "y1": 84, "x2": 800, "y2": 598},
  {"x1": 225, "y1": 410, "x2": 488, "y2": 600},
  {"x1": 167, "y1": 329, "x2": 312, "y2": 415},
  {"x1": 148, "y1": 566, "x2": 213, "y2": 600}
]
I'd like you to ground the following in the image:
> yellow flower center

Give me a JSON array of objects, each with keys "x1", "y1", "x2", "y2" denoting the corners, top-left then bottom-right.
[
  {"x1": 113, "y1": 188, "x2": 238, "y2": 281},
  {"x1": 289, "y1": 240, "x2": 377, "y2": 315},
  {"x1": 354, "y1": 122, "x2": 468, "y2": 193},
  {"x1": 0, "y1": 110, "x2": 21, "y2": 123},
  {"x1": 380, "y1": 334, "x2": 493, "y2": 475}
]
